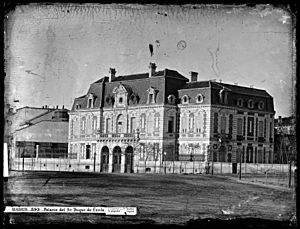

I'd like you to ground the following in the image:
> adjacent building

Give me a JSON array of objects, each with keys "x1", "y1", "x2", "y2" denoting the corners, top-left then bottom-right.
[
  {"x1": 11, "y1": 106, "x2": 69, "y2": 162},
  {"x1": 274, "y1": 116, "x2": 296, "y2": 164},
  {"x1": 68, "y1": 63, "x2": 275, "y2": 173}
]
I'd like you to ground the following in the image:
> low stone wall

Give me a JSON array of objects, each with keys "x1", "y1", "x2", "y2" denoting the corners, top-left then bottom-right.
[{"x1": 10, "y1": 158, "x2": 294, "y2": 175}]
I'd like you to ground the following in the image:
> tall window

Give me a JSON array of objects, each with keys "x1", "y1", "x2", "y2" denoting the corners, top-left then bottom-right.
[
  {"x1": 92, "y1": 144, "x2": 96, "y2": 158},
  {"x1": 168, "y1": 116, "x2": 174, "y2": 133},
  {"x1": 81, "y1": 117, "x2": 86, "y2": 134},
  {"x1": 237, "y1": 118, "x2": 243, "y2": 136},
  {"x1": 106, "y1": 118, "x2": 112, "y2": 133},
  {"x1": 258, "y1": 121, "x2": 264, "y2": 137},
  {"x1": 189, "y1": 114, "x2": 194, "y2": 132},
  {"x1": 130, "y1": 117, "x2": 136, "y2": 133},
  {"x1": 220, "y1": 116, "x2": 226, "y2": 134},
  {"x1": 92, "y1": 117, "x2": 97, "y2": 132},
  {"x1": 81, "y1": 144, "x2": 85, "y2": 158},
  {"x1": 141, "y1": 114, "x2": 146, "y2": 132},
  {"x1": 88, "y1": 98, "x2": 92, "y2": 108},
  {"x1": 214, "y1": 113, "x2": 218, "y2": 133},
  {"x1": 247, "y1": 117, "x2": 254, "y2": 136},
  {"x1": 229, "y1": 114, "x2": 233, "y2": 137},
  {"x1": 86, "y1": 145, "x2": 91, "y2": 159},
  {"x1": 70, "y1": 120, "x2": 74, "y2": 137},
  {"x1": 154, "y1": 113, "x2": 159, "y2": 130},
  {"x1": 182, "y1": 115, "x2": 187, "y2": 133}
]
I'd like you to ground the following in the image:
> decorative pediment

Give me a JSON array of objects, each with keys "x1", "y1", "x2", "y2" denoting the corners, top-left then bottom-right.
[
  {"x1": 147, "y1": 87, "x2": 158, "y2": 94},
  {"x1": 113, "y1": 83, "x2": 131, "y2": 94}
]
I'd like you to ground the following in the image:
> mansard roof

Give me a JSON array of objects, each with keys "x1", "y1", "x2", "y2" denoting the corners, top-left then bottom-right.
[
  {"x1": 180, "y1": 80, "x2": 272, "y2": 98},
  {"x1": 113, "y1": 69, "x2": 188, "y2": 82}
]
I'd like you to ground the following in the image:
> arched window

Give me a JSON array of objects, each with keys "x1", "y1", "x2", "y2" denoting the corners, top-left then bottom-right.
[
  {"x1": 248, "y1": 99, "x2": 254, "y2": 109},
  {"x1": 75, "y1": 103, "x2": 81, "y2": 110},
  {"x1": 167, "y1": 95, "x2": 176, "y2": 104},
  {"x1": 87, "y1": 93, "x2": 95, "y2": 109},
  {"x1": 182, "y1": 95, "x2": 189, "y2": 104},
  {"x1": 237, "y1": 98, "x2": 243, "y2": 107},
  {"x1": 258, "y1": 101, "x2": 264, "y2": 110},
  {"x1": 196, "y1": 94, "x2": 204, "y2": 103},
  {"x1": 147, "y1": 87, "x2": 158, "y2": 104}
]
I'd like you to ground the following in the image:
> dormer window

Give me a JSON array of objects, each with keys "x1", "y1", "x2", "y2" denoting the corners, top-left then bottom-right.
[
  {"x1": 168, "y1": 95, "x2": 176, "y2": 104},
  {"x1": 87, "y1": 93, "x2": 95, "y2": 108},
  {"x1": 196, "y1": 94, "x2": 204, "y2": 103},
  {"x1": 75, "y1": 103, "x2": 81, "y2": 110},
  {"x1": 248, "y1": 99, "x2": 254, "y2": 109},
  {"x1": 258, "y1": 101, "x2": 264, "y2": 110},
  {"x1": 147, "y1": 87, "x2": 158, "y2": 104},
  {"x1": 219, "y1": 87, "x2": 228, "y2": 104},
  {"x1": 237, "y1": 98, "x2": 243, "y2": 107},
  {"x1": 113, "y1": 83, "x2": 131, "y2": 108},
  {"x1": 182, "y1": 95, "x2": 189, "y2": 104}
]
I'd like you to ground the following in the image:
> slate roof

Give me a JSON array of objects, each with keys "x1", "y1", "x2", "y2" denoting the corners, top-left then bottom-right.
[
  {"x1": 180, "y1": 80, "x2": 272, "y2": 98},
  {"x1": 113, "y1": 69, "x2": 188, "y2": 82}
]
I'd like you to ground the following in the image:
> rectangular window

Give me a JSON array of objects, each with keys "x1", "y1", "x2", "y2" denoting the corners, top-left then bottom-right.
[
  {"x1": 140, "y1": 143, "x2": 145, "y2": 161},
  {"x1": 92, "y1": 117, "x2": 97, "y2": 131},
  {"x1": 106, "y1": 118, "x2": 111, "y2": 133},
  {"x1": 168, "y1": 116, "x2": 174, "y2": 133},
  {"x1": 247, "y1": 117, "x2": 254, "y2": 136},
  {"x1": 70, "y1": 120, "x2": 74, "y2": 137},
  {"x1": 155, "y1": 115, "x2": 159, "y2": 129},
  {"x1": 130, "y1": 117, "x2": 136, "y2": 133},
  {"x1": 220, "y1": 116, "x2": 226, "y2": 134},
  {"x1": 141, "y1": 115, "x2": 146, "y2": 132},
  {"x1": 149, "y1": 94, "x2": 154, "y2": 104},
  {"x1": 189, "y1": 115, "x2": 194, "y2": 132},
  {"x1": 92, "y1": 144, "x2": 96, "y2": 158},
  {"x1": 258, "y1": 121, "x2": 264, "y2": 137},
  {"x1": 88, "y1": 99, "x2": 92, "y2": 108},
  {"x1": 237, "y1": 118, "x2": 243, "y2": 136},
  {"x1": 81, "y1": 144, "x2": 85, "y2": 158},
  {"x1": 81, "y1": 118, "x2": 86, "y2": 132},
  {"x1": 214, "y1": 113, "x2": 218, "y2": 133},
  {"x1": 86, "y1": 145, "x2": 91, "y2": 159},
  {"x1": 229, "y1": 114, "x2": 233, "y2": 137}
]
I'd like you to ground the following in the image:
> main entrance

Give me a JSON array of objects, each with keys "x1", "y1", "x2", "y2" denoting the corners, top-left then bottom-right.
[
  {"x1": 101, "y1": 146, "x2": 109, "y2": 172},
  {"x1": 125, "y1": 146, "x2": 133, "y2": 173},
  {"x1": 112, "y1": 146, "x2": 121, "y2": 173}
]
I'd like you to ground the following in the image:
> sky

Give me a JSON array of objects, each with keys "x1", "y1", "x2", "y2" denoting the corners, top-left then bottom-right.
[{"x1": 5, "y1": 4, "x2": 295, "y2": 117}]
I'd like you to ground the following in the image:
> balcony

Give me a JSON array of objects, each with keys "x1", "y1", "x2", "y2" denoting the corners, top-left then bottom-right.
[{"x1": 97, "y1": 133, "x2": 138, "y2": 142}]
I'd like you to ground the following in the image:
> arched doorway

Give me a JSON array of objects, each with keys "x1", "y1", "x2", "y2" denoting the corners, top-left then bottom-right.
[
  {"x1": 101, "y1": 146, "x2": 109, "y2": 172},
  {"x1": 112, "y1": 146, "x2": 121, "y2": 173},
  {"x1": 125, "y1": 146, "x2": 133, "y2": 173}
]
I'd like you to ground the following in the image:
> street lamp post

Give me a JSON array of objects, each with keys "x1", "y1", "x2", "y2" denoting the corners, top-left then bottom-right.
[
  {"x1": 239, "y1": 149, "x2": 242, "y2": 180},
  {"x1": 164, "y1": 152, "x2": 167, "y2": 174}
]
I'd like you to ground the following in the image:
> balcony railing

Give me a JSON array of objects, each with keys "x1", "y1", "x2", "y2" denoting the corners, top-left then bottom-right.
[{"x1": 97, "y1": 133, "x2": 137, "y2": 141}]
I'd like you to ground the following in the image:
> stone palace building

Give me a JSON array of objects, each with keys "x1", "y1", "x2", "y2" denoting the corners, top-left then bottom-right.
[{"x1": 68, "y1": 63, "x2": 275, "y2": 173}]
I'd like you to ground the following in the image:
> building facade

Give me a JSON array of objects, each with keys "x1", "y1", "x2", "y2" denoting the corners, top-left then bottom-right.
[{"x1": 68, "y1": 63, "x2": 275, "y2": 173}]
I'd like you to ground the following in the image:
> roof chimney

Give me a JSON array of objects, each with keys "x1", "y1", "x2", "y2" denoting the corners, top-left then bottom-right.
[
  {"x1": 109, "y1": 68, "x2": 116, "y2": 82},
  {"x1": 190, "y1": 71, "x2": 198, "y2": 82},
  {"x1": 56, "y1": 105, "x2": 58, "y2": 109},
  {"x1": 42, "y1": 106, "x2": 44, "y2": 109},
  {"x1": 278, "y1": 116, "x2": 282, "y2": 124},
  {"x1": 149, "y1": 62, "x2": 156, "y2": 77},
  {"x1": 45, "y1": 105, "x2": 47, "y2": 108}
]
